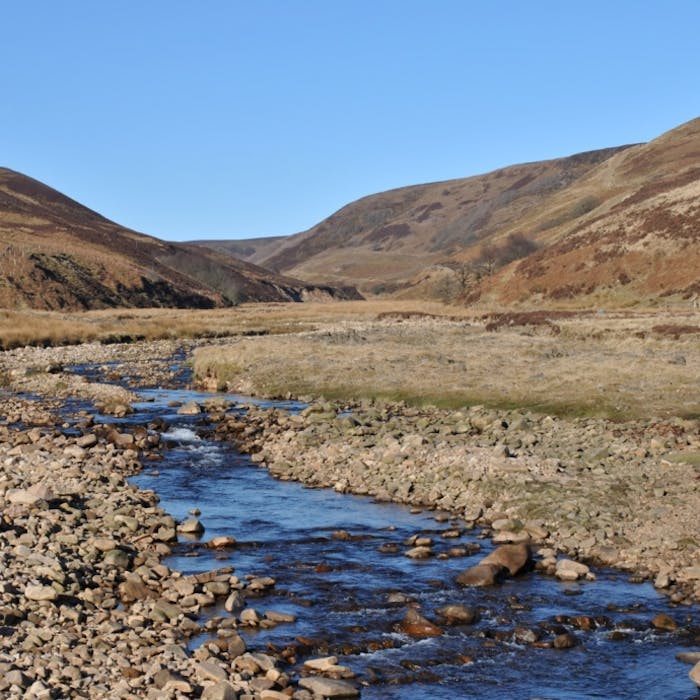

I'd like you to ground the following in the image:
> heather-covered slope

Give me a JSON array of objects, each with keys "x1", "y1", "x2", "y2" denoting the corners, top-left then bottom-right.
[
  {"x1": 476, "y1": 117, "x2": 700, "y2": 306},
  {"x1": 0, "y1": 169, "x2": 360, "y2": 310},
  {"x1": 212, "y1": 146, "x2": 632, "y2": 294},
  {"x1": 201, "y1": 117, "x2": 700, "y2": 306}
]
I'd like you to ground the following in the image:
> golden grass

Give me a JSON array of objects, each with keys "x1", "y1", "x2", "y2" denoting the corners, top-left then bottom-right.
[
  {"x1": 192, "y1": 305, "x2": 700, "y2": 420},
  {"x1": 0, "y1": 301, "x2": 470, "y2": 350},
  {"x1": 3, "y1": 301, "x2": 700, "y2": 420}
]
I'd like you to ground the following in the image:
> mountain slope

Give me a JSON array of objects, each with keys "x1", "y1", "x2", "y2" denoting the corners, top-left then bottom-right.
[
  {"x1": 0, "y1": 168, "x2": 360, "y2": 311},
  {"x1": 198, "y1": 116, "x2": 700, "y2": 307},
  {"x1": 475, "y1": 117, "x2": 700, "y2": 305},
  {"x1": 207, "y1": 145, "x2": 633, "y2": 294}
]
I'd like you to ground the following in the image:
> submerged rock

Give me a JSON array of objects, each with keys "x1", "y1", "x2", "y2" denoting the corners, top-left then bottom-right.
[{"x1": 399, "y1": 608, "x2": 442, "y2": 637}]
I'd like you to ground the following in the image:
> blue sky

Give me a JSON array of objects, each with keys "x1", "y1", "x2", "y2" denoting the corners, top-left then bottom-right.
[{"x1": 2, "y1": 1, "x2": 699, "y2": 241}]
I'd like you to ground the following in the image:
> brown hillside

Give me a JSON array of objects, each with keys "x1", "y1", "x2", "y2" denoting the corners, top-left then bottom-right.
[
  {"x1": 475, "y1": 117, "x2": 700, "y2": 306},
  {"x1": 0, "y1": 169, "x2": 360, "y2": 311},
  {"x1": 214, "y1": 146, "x2": 632, "y2": 294},
  {"x1": 201, "y1": 117, "x2": 700, "y2": 307}
]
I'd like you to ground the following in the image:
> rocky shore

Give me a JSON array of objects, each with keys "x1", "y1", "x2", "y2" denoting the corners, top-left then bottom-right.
[
  {"x1": 0, "y1": 343, "x2": 361, "y2": 699},
  {"x1": 2, "y1": 339, "x2": 700, "y2": 695}
]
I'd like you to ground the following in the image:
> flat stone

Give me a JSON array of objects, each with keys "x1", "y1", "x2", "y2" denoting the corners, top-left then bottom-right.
[
  {"x1": 25, "y1": 584, "x2": 58, "y2": 602},
  {"x1": 8, "y1": 483, "x2": 55, "y2": 505},
  {"x1": 152, "y1": 600, "x2": 183, "y2": 622},
  {"x1": 93, "y1": 537, "x2": 118, "y2": 552},
  {"x1": 76, "y1": 433, "x2": 98, "y2": 448},
  {"x1": 304, "y1": 656, "x2": 339, "y2": 671},
  {"x1": 265, "y1": 610, "x2": 297, "y2": 623},
  {"x1": 200, "y1": 681, "x2": 238, "y2": 700},
  {"x1": 5, "y1": 669, "x2": 30, "y2": 688},
  {"x1": 555, "y1": 559, "x2": 590, "y2": 581},
  {"x1": 492, "y1": 530, "x2": 531, "y2": 544},
  {"x1": 260, "y1": 691, "x2": 292, "y2": 700},
  {"x1": 298, "y1": 677, "x2": 360, "y2": 698},
  {"x1": 196, "y1": 660, "x2": 228, "y2": 682}
]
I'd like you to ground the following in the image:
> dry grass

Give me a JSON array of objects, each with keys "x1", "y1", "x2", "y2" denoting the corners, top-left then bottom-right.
[
  {"x1": 4, "y1": 301, "x2": 699, "y2": 420},
  {"x1": 0, "y1": 301, "x2": 471, "y2": 350},
  {"x1": 193, "y1": 306, "x2": 700, "y2": 420}
]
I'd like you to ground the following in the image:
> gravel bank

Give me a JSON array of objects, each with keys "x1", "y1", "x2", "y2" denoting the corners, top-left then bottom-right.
[
  {"x1": 217, "y1": 398, "x2": 700, "y2": 604},
  {"x1": 0, "y1": 342, "x2": 359, "y2": 699}
]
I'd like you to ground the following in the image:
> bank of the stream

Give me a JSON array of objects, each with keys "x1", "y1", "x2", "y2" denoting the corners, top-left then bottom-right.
[{"x1": 1, "y1": 339, "x2": 699, "y2": 698}]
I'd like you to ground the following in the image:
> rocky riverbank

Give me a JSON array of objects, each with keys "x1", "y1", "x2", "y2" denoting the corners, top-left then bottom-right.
[
  {"x1": 2, "y1": 338, "x2": 700, "y2": 694},
  {"x1": 0, "y1": 342, "x2": 361, "y2": 699},
  {"x1": 213, "y1": 399, "x2": 700, "y2": 606}
]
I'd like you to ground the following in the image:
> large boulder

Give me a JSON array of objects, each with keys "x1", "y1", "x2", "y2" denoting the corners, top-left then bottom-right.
[
  {"x1": 481, "y1": 543, "x2": 531, "y2": 576},
  {"x1": 456, "y1": 563, "x2": 504, "y2": 587}
]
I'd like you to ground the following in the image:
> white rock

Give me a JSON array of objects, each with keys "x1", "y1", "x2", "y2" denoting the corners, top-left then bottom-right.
[
  {"x1": 555, "y1": 558, "x2": 590, "y2": 581},
  {"x1": 25, "y1": 584, "x2": 58, "y2": 601}
]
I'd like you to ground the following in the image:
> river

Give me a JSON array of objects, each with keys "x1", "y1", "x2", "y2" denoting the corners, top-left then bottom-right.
[{"x1": 66, "y1": 369, "x2": 700, "y2": 699}]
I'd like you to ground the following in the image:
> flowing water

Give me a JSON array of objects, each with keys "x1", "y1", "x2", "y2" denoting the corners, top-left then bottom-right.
[{"x1": 65, "y1": 371, "x2": 700, "y2": 699}]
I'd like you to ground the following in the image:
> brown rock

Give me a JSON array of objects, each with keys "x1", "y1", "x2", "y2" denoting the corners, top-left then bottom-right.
[
  {"x1": 456, "y1": 563, "x2": 503, "y2": 587},
  {"x1": 651, "y1": 613, "x2": 678, "y2": 631},
  {"x1": 25, "y1": 584, "x2": 58, "y2": 602},
  {"x1": 399, "y1": 608, "x2": 442, "y2": 637},
  {"x1": 118, "y1": 574, "x2": 153, "y2": 602},
  {"x1": 436, "y1": 604, "x2": 478, "y2": 625},
  {"x1": 178, "y1": 517, "x2": 205, "y2": 534},
  {"x1": 553, "y1": 633, "x2": 578, "y2": 649},
  {"x1": 201, "y1": 681, "x2": 238, "y2": 700},
  {"x1": 481, "y1": 543, "x2": 531, "y2": 576}
]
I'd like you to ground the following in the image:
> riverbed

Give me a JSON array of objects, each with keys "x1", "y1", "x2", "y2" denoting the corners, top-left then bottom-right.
[{"x1": 83, "y1": 380, "x2": 700, "y2": 700}]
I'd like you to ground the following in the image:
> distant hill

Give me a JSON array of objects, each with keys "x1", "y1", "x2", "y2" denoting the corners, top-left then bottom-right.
[
  {"x1": 196, "y1": 116, "x2": 700, "y2": 307},
  {"x1": 198, "y1": 145, "x2": 633, "y2": 294},
  {"x1": 0, "y1": 169, "x2": 361, "y2": 311},
  {"x1": 189, "y1": 236, "x2": 287, "y2": 263}
]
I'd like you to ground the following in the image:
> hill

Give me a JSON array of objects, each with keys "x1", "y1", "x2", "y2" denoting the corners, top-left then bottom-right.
[
  {"x1": 476, "y1": 117, "x2": 700, "y2": 306},
  {"x1": 204, "y1": 145, "x2": 633, "y2": 295},
  {"x1": 198, "y1": 116, "x2": 700, "y2": 306},
  {"x1": 0, "y1": 169, "x2": 360, "y2": 311}
]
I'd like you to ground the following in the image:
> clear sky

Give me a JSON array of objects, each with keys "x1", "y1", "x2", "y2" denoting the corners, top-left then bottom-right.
[{"x1": 2, "y1": 1, "x2": 699, "y2": 242}]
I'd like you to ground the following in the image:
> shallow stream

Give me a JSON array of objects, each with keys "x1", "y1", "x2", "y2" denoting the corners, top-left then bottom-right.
[{"x1": 67, "y1": 369, "x2": 700, "y2": 699}]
